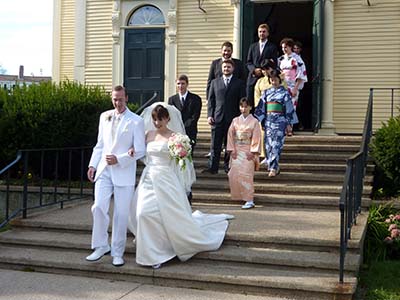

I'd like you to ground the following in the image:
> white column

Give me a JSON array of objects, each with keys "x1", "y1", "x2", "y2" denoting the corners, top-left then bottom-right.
[
  {"x1": 52, "y1": 0, "x2": 61, "y2": 82},
  {"x1": 231, "y1": 0, "x2": 241, "y2": 58},
  {"x1": 319, "y1": 0, "x2": 336, "y2": 135},
  {"x1": 112, "y1": 0, "x2": 122, "y2": 86},
  {"x1": 166, "y1": 0, "x2": 178, "y2": 100},
  {"x1": 74, "y1": 0, "x2": 86, "y2": 83}
]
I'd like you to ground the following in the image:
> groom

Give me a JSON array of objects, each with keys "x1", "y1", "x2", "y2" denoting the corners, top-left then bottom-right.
[{"x1": 86, "y1": 85, "x2": 145, "y2": 266}]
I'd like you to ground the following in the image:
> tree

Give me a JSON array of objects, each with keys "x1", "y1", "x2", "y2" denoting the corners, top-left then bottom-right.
[{"x1": 0, "y1": 64, "x2": 7, "y2": 74}]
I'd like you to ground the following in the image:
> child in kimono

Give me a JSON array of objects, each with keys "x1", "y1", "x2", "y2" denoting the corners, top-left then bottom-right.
[
  {"x1": 254, "y1": 70, "x2": 298, "y2": 177},
  {"x1": 227, "y1": 98, "x2": 261, "y2": 209}
]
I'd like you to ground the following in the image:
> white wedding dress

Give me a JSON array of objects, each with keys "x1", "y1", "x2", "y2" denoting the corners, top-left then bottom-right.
[{"x1": 128, "y1": 140, "x2": 233, "y2": 266}]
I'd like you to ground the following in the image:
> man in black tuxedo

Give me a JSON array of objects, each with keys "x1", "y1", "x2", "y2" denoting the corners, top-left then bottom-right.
[
  {"x1": 169, "y1": 75, "x2": 202, "y2": 204},
  {"x1": 168, "y1": 74, "x2": 202, "y2": 152},
  {"x1": 246, "y1": 23, "x2": 278, "y2": 107},
  {"x1": 206, "y1": 41, "x2": 245, "y2": 99},
  {"x1": 203, "y1": 59, "x2": 246, "y2": 174}
]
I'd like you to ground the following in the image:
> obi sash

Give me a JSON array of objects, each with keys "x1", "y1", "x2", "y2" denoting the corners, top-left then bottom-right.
[
  {"x1": 266, "y1": 102, "x2": 283, "y2": 114},
  {"x1": 234, "y1": 131, "x2": 251, "y2": 145}
]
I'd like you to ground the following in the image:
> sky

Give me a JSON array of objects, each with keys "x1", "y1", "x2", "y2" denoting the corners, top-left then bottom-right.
[{"x1": 0, "y1": 0, "x2": 53, "y2": 76}]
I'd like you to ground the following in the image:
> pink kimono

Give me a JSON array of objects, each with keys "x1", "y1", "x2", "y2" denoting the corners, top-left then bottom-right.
[{"x1": 227, "y1": 114, "x2": 262, "y2": 201}]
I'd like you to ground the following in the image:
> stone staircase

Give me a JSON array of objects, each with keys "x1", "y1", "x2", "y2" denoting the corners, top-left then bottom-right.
[
  {"x1": 0, "y1": 133, "x2": 373, "y2": 300},
  {"x1": 192, "y1": 133, "x2": 372, "y2": 209}
]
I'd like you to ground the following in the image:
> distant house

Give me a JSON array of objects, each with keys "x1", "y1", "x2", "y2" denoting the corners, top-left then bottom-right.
[
  {"x1": 52, "y1": 0, "x2": 400, "y2": 134},
  {"x1": 0, "y1": 66, "x2": 51, "y2": 90}
]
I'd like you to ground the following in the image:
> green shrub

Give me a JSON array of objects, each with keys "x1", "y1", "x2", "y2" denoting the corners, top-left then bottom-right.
[
  {"x1": 0, "y1": 81, "x2": 138, "y2": 165},
  {"x1": 370, "y1": 112, "x2": 400, "y2": 197}
]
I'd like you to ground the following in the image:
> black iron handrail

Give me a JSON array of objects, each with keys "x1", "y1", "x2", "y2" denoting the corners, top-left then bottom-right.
[
  {"x1": 339, "y1": 89, "x2": 373, "y2": 282},
  {"x1": 338, "y1": 87, "x2": 399, "y2": 282},
  {"x1": 0, "y1": 147, "x2": 93, "y2": 228},
  {"x1": 135, "y1": 91, "x2": 158, "y2": 115}
]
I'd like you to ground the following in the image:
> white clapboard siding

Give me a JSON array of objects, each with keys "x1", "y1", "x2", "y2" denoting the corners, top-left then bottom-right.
[
  {"x1": 59, "y1": 0, "x2": 75, "y2": 81},
  {"x1": 177, "y1": 1, "x2": 235, "y2": 132},
  {"x1": 85, "y1": 0, "x2": 113, "y2": 91},
  {"x1": 333, "y1": 0, "x2": 400, "y2": 133}
]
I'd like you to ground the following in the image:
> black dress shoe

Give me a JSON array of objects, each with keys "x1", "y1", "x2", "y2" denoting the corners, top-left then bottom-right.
[{"x1": 201, "y1": 168, "x2": 217, "y2": 174}]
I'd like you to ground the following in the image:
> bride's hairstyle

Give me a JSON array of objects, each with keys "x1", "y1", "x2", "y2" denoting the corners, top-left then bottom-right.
[
  {"x1": 141, "y1": 102, "x2": 185, "y2": 133},
  {"x1": 151, "y1": 104, "x2": 170, "y2": 121}
]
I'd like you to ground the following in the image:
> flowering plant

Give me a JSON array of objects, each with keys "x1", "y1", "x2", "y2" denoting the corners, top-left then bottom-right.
[
  {"x1": 168, "y1": 133, "x2": 192, "y2": 170},
  {"x1": 365, "y1": 204, "x2": 400, "y2": 261},
  {"x1": 384, "y1": 213, "x2": 400, "y2": 242}
]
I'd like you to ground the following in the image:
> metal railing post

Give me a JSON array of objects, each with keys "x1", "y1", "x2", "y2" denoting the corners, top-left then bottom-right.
[{"x1": 22, "y1": 151, "x2": 29, "y2": 219}]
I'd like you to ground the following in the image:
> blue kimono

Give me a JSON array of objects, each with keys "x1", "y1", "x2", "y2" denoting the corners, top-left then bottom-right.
[{"x1": 254, "y1": 85, "x2": 298, "y2": 171}]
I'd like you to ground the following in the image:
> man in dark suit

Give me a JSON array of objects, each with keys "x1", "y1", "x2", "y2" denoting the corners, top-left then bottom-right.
[
  {"x1": 168, "y1": 74, "x2": 202, "y2": 153},
  {"x1": 246, "y1": 23, "x2": 278, "y2": 107},
  {"x1": 203, "y1": 59, "x2": 246, "y2": 174},
  {"x1": 169, "y1": 75, "x2": 202, "y2": 204},
  {"x1": 206, "y1": 41, "x2": 246, "y2": 99}
]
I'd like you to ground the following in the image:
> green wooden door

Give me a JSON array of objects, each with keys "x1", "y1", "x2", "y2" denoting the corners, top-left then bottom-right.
[{"x1": 124, "y1": 28, "x2": 164, "y2": 106}]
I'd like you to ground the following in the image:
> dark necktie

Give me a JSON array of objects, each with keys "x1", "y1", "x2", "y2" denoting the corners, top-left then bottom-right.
[{"x1": 181, "y1": 97, "x2": 185, "y2": 106}]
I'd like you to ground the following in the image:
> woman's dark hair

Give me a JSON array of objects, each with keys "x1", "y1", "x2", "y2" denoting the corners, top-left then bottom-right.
[
  {"x1": 151, "y1": 105, "x2": 170, "y2": 120},
  {"x1": 239, "y1": 97, "x2": 251, "y2": 107},
  {"x1": 260, "y1": 59, "x2": 276, "y2": 70},
  {"x1": 280, "y1": 37, "x2": 294, "y2": 49},
  {"x1": 268, "y1": 70, "x2": 282, "y2": 84}
]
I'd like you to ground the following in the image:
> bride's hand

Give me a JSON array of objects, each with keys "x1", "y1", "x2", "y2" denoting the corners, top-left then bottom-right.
[{"x1": 128, "y1": 147, "x2": 135, "y2": 157}]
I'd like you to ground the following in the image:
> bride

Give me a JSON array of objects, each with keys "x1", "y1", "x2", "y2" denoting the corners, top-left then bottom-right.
[{"x1": 128, "y1": 103, "x2": 233, "y2": 269}]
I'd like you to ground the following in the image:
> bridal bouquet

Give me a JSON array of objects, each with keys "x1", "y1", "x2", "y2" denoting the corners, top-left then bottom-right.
[{"x1": 168, "y1": 133, "x2": 193, "y2": 170}]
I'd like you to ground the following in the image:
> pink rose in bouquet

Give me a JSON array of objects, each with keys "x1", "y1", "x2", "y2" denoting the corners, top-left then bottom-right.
[{"x1": 168, "y1": 133, "x2": 192, "y2": 170}]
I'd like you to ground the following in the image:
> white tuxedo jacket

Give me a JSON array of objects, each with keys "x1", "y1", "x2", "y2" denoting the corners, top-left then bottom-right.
[{"x1": 89, "y1": 108, "x2": 146, "y2": 186}]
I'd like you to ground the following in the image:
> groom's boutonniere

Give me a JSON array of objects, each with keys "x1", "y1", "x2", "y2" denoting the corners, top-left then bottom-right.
[{"x1": 105, "y1": 112, "x2": 113, "y2": 122}]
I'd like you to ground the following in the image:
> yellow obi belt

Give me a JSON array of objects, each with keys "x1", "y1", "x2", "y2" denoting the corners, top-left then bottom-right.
[
  {"x1": 235, "y1": 131, "x2": 251, "y2": 145},
  {"x1": 266, "y1": 102, "x2": 283, "y2": 114}
]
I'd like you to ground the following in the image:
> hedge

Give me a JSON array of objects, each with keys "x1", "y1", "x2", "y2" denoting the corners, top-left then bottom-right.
[{"x1": 0, "y1": 81, "x2": 137, "y2": 165}]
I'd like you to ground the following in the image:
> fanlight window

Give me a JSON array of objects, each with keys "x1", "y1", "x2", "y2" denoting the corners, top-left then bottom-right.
[{"x1": 128, "y1": 5, "x2": 165, "y2": 25}]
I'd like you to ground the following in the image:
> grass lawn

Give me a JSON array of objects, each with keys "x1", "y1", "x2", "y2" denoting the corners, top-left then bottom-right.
[{"x1": 356, "y1": 260, "x2": 400, "y2": 300}]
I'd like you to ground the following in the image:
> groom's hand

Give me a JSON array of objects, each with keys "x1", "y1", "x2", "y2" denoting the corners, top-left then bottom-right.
[
  {"x1": 106, "y1": 154, "x2": 118, "y2": 165},
  {"x1": 87, "y1": 167, "x2": 96, "y2": 183}
]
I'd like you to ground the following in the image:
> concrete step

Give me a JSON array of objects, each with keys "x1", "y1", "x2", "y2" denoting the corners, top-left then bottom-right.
[
  {"x1": 192, "y1": 153, "x2": 352, "y2": 164},
  {"x1": 137, "y1": 161, "x2": 374, "y2": 175},
  {"x1": 0, "y1": 245, "x2": 357, "y2": 300},
  {"x1": 8, "y1": 202, "x2": 367, "y2": 252},
  {"x1": 191, "y1": 191, "x2": 372, "y2": 209},
  {"x1": 194, "y1": 170, "x2": 373, "y2": 185},
  {"x1": 192, "y1": 180, "x2": 372, "y2": 197},
  {"x1": 196, "y1": 133, "x2": 362, "y2": 145},
  {"x1": 0, "y1": 228, "x2": 360, "y2": 272},
  {"x1": 193, "y1": 142, "x2": 360, "y2": 154}
]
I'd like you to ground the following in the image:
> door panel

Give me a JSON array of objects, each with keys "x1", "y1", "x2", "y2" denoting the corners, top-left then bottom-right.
[{"x1": 124, "y1": 29, "x2": 164, "y2": 106}]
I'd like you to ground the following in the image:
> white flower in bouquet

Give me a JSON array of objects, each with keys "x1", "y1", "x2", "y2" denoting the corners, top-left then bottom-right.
[{"x1": 168, "y1": 133, "x2": 193, "y2": 170}]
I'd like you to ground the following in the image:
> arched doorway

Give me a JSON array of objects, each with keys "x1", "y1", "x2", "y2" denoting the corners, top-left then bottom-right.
[{"x1": 124, "y1": 5, "x2": 165, "y2": 106}]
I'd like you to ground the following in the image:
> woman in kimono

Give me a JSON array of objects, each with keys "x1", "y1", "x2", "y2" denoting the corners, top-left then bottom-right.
[
  {"x1": 227, "y1": 98, "x2": 261, "y2": 209},
  {"x1": 254, "y1": 59, "x2": 287, "y2": 161},
  {"x1": 254, "y1": 70, "x2": 298, "y2": 177},
  {"x1": 128, "y1": 103, "x2": 233, "y2": 269},
  {"x1": 278, "y1": 37, "x2": 307, "y2": 112}
]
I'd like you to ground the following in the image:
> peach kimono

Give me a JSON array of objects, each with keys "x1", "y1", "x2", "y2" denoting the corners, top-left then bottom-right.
[{"x1": 227, "y1": 114, "x2": 261, "y2": 201}]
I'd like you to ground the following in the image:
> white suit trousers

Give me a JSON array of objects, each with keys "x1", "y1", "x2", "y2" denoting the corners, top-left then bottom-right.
[{"x1": 91, "y1": 167, "x2": 134, "y2": 257}]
